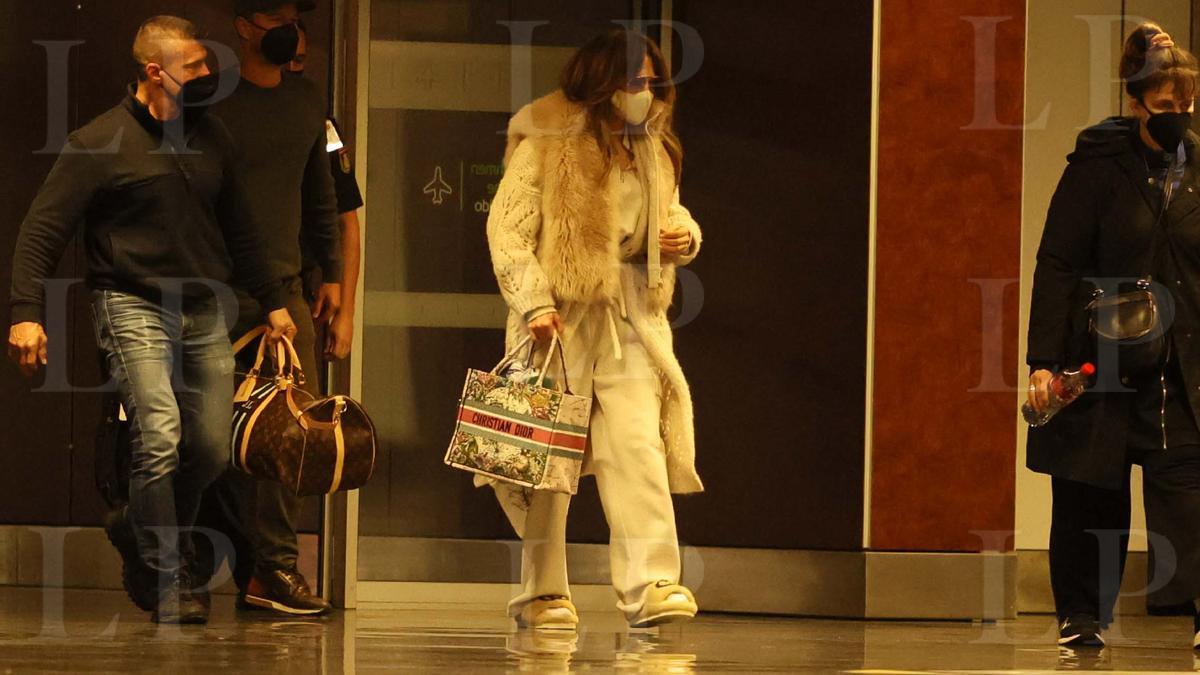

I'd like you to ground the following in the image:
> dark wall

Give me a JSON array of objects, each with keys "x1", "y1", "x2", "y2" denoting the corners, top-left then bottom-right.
[
  {"x1": 0, "y1": 2, "x2": 81, "y2": 524},
  {"x1": 0, "y1": 0, "x2": 334, "y2": 527},
  {"x1": 669, "y1": 0, "x2": 874, "y2": 549}
]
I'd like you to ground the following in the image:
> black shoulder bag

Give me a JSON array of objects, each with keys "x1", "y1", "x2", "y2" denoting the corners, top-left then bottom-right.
[{"x1": 1085, "y1": 157, "x2": 1184, "y2": 376}]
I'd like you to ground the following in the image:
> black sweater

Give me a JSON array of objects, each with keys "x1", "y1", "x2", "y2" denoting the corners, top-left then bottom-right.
[
  {"x1": 210, "y1": 72, "x2": 341, "y2": 284},
  {"x1": 9, "y1": 88, "x2": 287, "y2": 324}
]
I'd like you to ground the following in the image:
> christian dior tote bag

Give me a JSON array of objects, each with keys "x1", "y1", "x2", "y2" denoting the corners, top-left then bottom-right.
[{"x1": 444, "y1": 334, "x2": 590, "y2": 494}]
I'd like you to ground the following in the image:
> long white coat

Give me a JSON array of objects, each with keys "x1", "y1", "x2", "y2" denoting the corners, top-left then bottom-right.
[{"x1": 486, "y1": 90, "x2": 704, "y2": 494}]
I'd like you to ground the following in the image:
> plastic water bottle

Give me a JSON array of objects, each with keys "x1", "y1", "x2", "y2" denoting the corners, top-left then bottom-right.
[
  {"x1": 1022, "y1": 363, "x2": 1096, "y2": 427},
  {"x1": 503, "y1": 364, "x2": 554, "y2": 388}
]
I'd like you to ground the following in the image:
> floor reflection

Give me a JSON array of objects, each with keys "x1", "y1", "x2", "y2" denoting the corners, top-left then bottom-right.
[
  {"x1": 1056, "y1": 646, "x2": 1113, "y2": 670},
  {"x1": 502, "y1": 629, "x2": 701, "y2": 672},
  {"x1": 4, "y1": 588, "x2": 1200, "y2": 672}
]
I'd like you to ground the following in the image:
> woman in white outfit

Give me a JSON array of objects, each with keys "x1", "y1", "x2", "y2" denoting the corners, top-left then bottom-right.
[{"x1": 485, "y1": 28, "x2": 705, "y2": 630}]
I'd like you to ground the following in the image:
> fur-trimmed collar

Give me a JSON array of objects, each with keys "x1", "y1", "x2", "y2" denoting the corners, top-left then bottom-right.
[{"x1": 504, "y1": 90, "x2": 670, "y2": 167}]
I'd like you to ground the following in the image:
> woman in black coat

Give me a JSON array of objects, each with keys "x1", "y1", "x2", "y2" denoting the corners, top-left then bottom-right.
[{"x1": 1027, "y1": 24, "x2": 1200, "y2": 648}]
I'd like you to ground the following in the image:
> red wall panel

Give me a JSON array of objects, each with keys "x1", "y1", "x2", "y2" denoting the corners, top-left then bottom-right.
[{"x1": 871, "y1": 0, "x2": 1023, "y2": 551}]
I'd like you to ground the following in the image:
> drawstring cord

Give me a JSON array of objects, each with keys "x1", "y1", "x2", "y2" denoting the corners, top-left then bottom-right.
[
  {"x1": 604, "y1": 282, "x2": 628, "y2": 362},
  {"x1": 605, "y1": 305, "x2": 623, "y2": 362}
]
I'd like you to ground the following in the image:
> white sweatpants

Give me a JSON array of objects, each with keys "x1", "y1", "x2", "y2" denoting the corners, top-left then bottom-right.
[{"x1": 497, "y1": 302, "x2": 682, "y2": 622}]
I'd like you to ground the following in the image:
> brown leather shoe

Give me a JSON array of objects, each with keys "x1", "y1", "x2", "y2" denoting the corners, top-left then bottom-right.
[
  {"x1": 152, "y1": 575, "x2": 208, "y2": 625},
  {"x1": 179, "y1": 564, "x2": 211, "y2": 612},
  {"x1": 243, "y1": 567, "x2": 331, "y2": 616}
]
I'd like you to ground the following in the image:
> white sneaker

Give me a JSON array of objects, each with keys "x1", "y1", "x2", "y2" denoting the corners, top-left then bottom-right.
[
  {"x1": 515, "y1": 596, "x2": 579, "y2": 631},
  {"x1": 629, "y1": 582, "x2": 698, "y2": 629}
]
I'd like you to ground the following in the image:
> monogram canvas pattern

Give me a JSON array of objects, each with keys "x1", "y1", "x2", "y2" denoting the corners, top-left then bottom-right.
[{"x1": 232, "y1": 359, "x2": 377, "y2": 496}]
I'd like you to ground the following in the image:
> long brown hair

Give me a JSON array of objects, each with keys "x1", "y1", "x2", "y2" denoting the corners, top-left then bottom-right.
[
  {"x1": 1120, "y1": 22, "x2": 1199, "y2": 102},
  {"x1": 560, "y1": 28, "x2": 684, "y2": 183}
]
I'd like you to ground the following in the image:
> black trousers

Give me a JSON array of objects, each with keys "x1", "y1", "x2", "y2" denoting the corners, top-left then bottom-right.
[
  {"x1": 193, "y1": 278, "x2": 318, "y2": 588},
  {"x1": 1050, "y1": 443, "x2": 1200, "y2": 623}
]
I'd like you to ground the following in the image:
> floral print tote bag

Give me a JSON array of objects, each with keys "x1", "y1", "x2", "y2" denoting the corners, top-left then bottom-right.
[{"x1": 444, "y1": 334, "x2": 590, "y2": 494}]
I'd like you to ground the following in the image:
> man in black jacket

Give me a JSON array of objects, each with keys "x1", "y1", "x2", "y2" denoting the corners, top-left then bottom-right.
[
  {"x1": 198, "y1": 0, "x2": 341, "y2": 616},
  {"x1": 189, "y1": 11, "x2": 362, "y2": 613},
  {"x1": 7, "y1": 16, "x2": 296, "y2": 624}
]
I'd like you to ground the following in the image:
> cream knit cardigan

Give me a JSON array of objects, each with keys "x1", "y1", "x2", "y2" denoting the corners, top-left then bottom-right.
[{"x1": 486, "y1": 90, "x2": 705, "y2": 494}]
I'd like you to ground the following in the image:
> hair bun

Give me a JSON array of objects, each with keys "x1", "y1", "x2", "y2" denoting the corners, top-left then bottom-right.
[
  {"x1": 1150, "y1": 35, "x2": 1175, "y2": 51},
  {"x1": 1119, "y1": 22, "x2": 1199, "y2": 100}
]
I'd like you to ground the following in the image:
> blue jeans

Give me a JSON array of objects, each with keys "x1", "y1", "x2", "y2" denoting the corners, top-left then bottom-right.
[{"x1": 91, "y1": 290, "x2": 234, "y2": 577}]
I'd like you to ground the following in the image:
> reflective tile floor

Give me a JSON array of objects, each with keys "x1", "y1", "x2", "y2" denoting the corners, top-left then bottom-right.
[{"x1": 3, "y1": 587, "x2": 1200, "y2": 672}]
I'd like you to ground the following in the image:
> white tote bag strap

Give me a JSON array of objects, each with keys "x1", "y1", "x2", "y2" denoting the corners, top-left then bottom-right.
[{"x1": 534, "y1": 333, "x2": 572, "y2": 394}]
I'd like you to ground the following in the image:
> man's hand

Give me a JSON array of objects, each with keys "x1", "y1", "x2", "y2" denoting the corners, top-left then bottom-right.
[
  {"x1": 266, "y1": 308, "x2": 297, "y2": 348},
  {"x1": 7, "y1": 322, "x2": 48, "y2": 378},
  {"x1": 528, "y1": 312, "x2": 564, "y2": 343},
  {"x1": 660, "y1": 226, "x2": 693, "y2": 257},
  {"x1": 326, "y1": 309, "x2": 354, "y2": 361},
  {"x1": 312, "y1": 283, "x2": 342, "y2": 325}
]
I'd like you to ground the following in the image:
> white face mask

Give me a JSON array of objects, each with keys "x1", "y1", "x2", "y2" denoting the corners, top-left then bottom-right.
[{"x1": 612, "y1": 89, "x2": 655, "y2": 125}]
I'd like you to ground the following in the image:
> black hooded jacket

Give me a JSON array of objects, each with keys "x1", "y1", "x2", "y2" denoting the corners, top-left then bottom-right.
[{"x1": 1027, "y1": 117, "x2": 1200, "y2": 488}]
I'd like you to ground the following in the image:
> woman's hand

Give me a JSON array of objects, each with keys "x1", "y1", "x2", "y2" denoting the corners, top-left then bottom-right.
[
  {"x1": 660, "y1": 226, "x2": 692, "y2": 257},
  {"x1": 1028, "y1": 369, "x2": 1054, "y2": 414},
  {"x1": 528, "y1": 311, "x2": 564, "y2": 343}
]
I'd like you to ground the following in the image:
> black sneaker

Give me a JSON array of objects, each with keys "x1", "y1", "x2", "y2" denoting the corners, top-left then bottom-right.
[
  {"x1": 102, "y1": 506, "x2": 156, "y2": 612},
  {"x1": 152, "y1": 575, "x2": 208, "y2": 625},
  {"x1": 1058, "y1": 614, "x2": 1104, "y2": 647},
  {"x1": 243, "y1": 567, "x2": 331, "y2": 616}
]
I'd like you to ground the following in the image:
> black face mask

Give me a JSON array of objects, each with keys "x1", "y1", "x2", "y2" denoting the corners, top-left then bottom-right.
[
  {"x1": 180, "y1": 73, "x2": 220, "y2": 106},
  {"x1": 1145, "y1": 110, "x2": 1193, "y2": 152},
  {"x1": 162, "y1": 70, "x2": 219, "y2": 116},
  {"x1": 252, "y1": 21, "x2": 300, "y2": 66}
]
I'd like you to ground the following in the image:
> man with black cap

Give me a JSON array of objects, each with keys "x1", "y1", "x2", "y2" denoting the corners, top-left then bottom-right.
[
  {"x1": 202, "y1": 0, "x2": 342, "y2": 616},
  {"x1": 8, "y1": 15, "x2": 296, "y2": 624}
]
